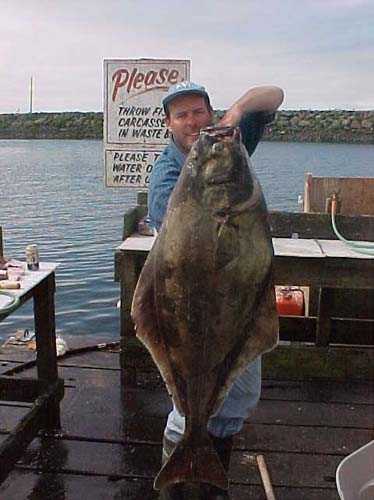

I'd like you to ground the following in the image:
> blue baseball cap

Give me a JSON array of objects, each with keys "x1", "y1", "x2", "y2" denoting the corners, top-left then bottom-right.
[{"x1": 162, "y1": 81, "x2": 211, "y2": 112}]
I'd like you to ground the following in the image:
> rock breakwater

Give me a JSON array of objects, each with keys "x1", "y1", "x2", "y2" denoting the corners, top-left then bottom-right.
[{"x1": 0, "y1": 110, "x2": 373, "y2": 143}]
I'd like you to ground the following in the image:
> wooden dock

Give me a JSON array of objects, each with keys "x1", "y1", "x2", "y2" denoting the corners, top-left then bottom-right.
[{"x1": 1, "y1": 336, "x2": 372, "y2": 499}]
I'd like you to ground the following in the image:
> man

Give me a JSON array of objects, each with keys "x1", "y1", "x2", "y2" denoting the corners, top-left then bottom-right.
[{"x1": 148, "y1": 81, "x2": 284, "y2": 500}]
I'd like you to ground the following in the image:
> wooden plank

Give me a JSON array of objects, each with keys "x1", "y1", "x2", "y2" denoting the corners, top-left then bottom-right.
[
  {"x1": 279, "y1": 316, "x2": 374, "y2": 346},
  {"x1": 58, "y1": 350, "x2": 120, "y2": 370},
  {"x1": 252, "y1": 399, "x2": 373, "y2": 428},
  {"x1": 316, "y1": 288, "x2": 335, "y2": 346},
  {"x1": 33, "y1": 273, "x2": 61, "y2": 431},
  {"x1": 0, "y1": 361, "x2": 24, "y2": 375},
  {"x1": 58, "y1": 397, "x2": 372, "y2": 447},
  {"x1": 231, "y1": 450, "x2": 342, "y2": 489},
  {"x1": 0, "y1": 405, "x2": 30, "y2": 432},
  {"x1": 17, "y1": 436, "x2": 161, "y2": 477},
  {"x1": 118, "y1": 233, "x2": 155, "y2": 252},
  {"x1": 120, "y1": 209, "x2": 374, "y2": 244},
  {"x1": 60, "y1": 377, "x2": 171, "y2": 419},
  {"x1": 274, "y1": 254, "x2": 374, "y2": 288},
  {"x1": 12, "y1": 439, "x2": 344, "y2": 488},
  {"x1": 319, "y1": 239, "x2": 374, "y2": 258},
  {"x1": 115, "y1": 236, "x2": 374, "y2": 288},
  {"x1": 0, "y1": 263, "x2": 59, "y2": 322},
  {"x1": 261, "y1": 377, "x2": 374, "y2": 404},
  {"x1": 0, "y1": 226, "x2": 3, "y2": 261},
  {"x1": 55, "y1": 393, "x2": 373, "y2": 443},
  {"x1": 116, "y1": 235, "x2": 374, "y2": 259},
  {"x1": 0, "y1": 472, "x2": 158, "y2": 500},
  {"x1": 122, "y1": 205, "x2": 147, "y2": 240},
  {"x1": 232, "y1": 484, "x2": 340, "y2": 500},
  {"x1": 262, "y1": 345, "x2": 374, "y2": 381},
  {"x1": 14, "y1": 436, "x2": 346, "y2": 491},
  {"x1": 0, "y1": 376, "x2": 50, "y2": 403},
  {"x1": 304, "y1": 175, "x2": 374, "y2": 215},
  {"x1": 117, "y1": 336, "x2": 374, "y2": 381},
  {"x1": 0, "y1": 469, "x2": 341, "y2": 500},
  {"x1": 269, "y1": 210, "x2": 374, "y2": 241},
  {"x1": 273, "y1": 238, "x2": 323, "y2": 257},
  {"x1": 0, "y1": 379, "x2": 64, "y2": 484},
  {"x1": 236, "y1": 423, "x2": 372, "y2": 455}
]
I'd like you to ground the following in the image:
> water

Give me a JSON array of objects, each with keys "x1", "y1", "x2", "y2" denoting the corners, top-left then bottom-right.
[{"x1": 1, "y1": 139, "x2": 373, "y2": 343}]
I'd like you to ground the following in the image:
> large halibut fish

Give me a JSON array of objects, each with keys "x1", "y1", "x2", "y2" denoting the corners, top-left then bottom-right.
[{"x1": 131, "y1": 126, "x2": 279, "y2": 491}]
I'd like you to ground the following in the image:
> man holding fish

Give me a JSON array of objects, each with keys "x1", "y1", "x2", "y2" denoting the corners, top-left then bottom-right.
[{"x1": 144, "y1": 81, "x2": 284, "y2": 499}]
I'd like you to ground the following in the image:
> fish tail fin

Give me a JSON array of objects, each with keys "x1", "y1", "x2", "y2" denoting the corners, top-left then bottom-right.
[{"x1": 153, "y1": 431, "x2": 228, "y2": 491}]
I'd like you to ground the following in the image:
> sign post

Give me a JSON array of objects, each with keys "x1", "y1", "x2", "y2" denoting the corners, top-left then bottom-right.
[{"x1": 103, "y1": 59, "x2": 190, "y2": 189}]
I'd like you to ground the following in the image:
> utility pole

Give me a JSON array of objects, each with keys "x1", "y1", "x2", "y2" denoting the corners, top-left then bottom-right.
[{"x1": 29, "y1": 75, "x2": 33, "y2": 113}]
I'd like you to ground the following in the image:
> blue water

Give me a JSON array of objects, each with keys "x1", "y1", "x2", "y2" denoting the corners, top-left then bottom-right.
[{"x1": 1, "y1": 139, "x2": 373, "y2": 343}]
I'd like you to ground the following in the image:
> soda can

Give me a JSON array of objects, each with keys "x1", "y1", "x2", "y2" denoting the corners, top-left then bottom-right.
[{"x1": 26, "y1": 244, "x2": 40, "y2": 271}]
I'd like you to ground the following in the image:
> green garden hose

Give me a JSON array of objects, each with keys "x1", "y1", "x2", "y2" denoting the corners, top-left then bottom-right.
[{"x1": 331, "y1": 196, "x2": 374, "y2": 256}]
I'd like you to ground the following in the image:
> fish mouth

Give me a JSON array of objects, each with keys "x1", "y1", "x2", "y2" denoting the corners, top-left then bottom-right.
[{"x1": 201, "y1": 125, "x2": 240, "y2": 140}]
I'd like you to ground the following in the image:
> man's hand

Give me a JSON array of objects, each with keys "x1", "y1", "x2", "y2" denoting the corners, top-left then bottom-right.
[{"x1": 217, "y1": 86, "x2": 284, "y2": 127}]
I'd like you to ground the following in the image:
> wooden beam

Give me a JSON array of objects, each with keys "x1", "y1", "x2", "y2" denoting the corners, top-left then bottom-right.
[
  {"x1": 33, "y1": 273, "x2": 61, "y2": 430},
  {"x1": 279, "y1": 316, "x2": 374, "y2": 345},
  {"x1": 268, "y1": 210, "x2": 374, "y2": 240},
  {"x1": 0, "y1": 379, "x2": 64, "y2": 485},
  {"x1": 316, "y1": 288, "x2": 335, "y2": 347},
  {"x1": 274, "y1": 255, "x2": 374, "y2": 289},
  {"x1": 262, "y1": 345, "x2": 373, "y2": 380},
  {"x1": 0, "y1": 377, "x2": 49, "y2": 403}
]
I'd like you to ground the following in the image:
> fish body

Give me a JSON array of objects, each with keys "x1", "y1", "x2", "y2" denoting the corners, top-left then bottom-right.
[{"x1": 131, "y1": 126, "x2": 279, "y2": 490}]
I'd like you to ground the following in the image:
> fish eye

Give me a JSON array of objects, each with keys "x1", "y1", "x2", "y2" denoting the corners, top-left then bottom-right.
[{"x1": 212, "y1": 142, "x2": 224, "y2": 154}]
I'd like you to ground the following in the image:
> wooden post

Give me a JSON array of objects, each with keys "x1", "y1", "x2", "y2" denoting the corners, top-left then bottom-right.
[
  {"x1": 137, "y1": 191, "x2": 148, "y2": 207},
  {"x1": 304, "y1": 173, "x2": 312, "y2": 213},
  {"x1": 33, "y1": 272, "x2": 61, "y2": 429},
  {"x1": 0, "y1": 226, "x2": 4, "y2": 267},
  {"x1": 316, "y1": 288, "x2": 335, "y2": 347},
  {"x1": 0, "y1": 226, "x2": 3, "y2": 259},
  {"x1": 119, "y1": 254, "x2": 139, "y2": 385}
]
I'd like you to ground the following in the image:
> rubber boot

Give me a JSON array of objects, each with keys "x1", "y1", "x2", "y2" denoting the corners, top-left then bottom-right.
[{"x1": 199, "y1": 434, "x2": 233, "y2": 500}]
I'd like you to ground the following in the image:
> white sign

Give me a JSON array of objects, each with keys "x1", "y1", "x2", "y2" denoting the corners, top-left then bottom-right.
[
  {"x1": 105, "y1": 149, "x2": 161, "y2": 188},
  {"x1": 103, "y1": 58, "x2": 190, "y2": 189}
]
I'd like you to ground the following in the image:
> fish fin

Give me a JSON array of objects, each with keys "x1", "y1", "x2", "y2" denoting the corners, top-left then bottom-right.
[
  {"x1": 213, "y1": 272, "x2": 279, "y2": 413},
  {"x1": 154, "y1": 433, "x2": 228, "y2": 491},
  {"x1": 131, "y1": 246, "x2": 185, "y2": 414}
]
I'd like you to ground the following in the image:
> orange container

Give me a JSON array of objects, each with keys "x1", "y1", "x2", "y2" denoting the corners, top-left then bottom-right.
[{"x1": 275, "y1": 286, "x2": 304, "y2": 316}]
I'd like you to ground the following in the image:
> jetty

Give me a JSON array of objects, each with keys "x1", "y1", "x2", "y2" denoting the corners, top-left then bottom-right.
[
  {"x1": 1, "y1": 198, "x2": 373, "y2": 499},
  {"x1": 0, "y1": 336, "x2": 372, "y2": 499}
]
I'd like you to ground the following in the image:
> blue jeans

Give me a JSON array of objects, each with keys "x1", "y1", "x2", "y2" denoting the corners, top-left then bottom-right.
[{"x1": 164, "y1": 356, "x2": 261, "y2": 442}]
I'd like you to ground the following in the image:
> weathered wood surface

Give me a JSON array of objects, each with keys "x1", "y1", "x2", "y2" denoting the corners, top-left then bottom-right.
[
  {"x1": 0, "y1": 378, "x2": 64, "y2": 484},
  {"x1": 304, "y1": 174, "x2": 374, "y2": 216},
  {"x1": 114, "y1": 230, "x2": 374, "y2": 376},
  {"x1": 115, "y1": 236, "x2": 374, "y2": 288},
  {"x1": 0, "y1": 226, "x2": 3, "y2": 260},
  {"x1": 122, "y1": 205, "x2": 148, "y2": 240},
  {"x1": 0, "y1": 266, "x2": 63, "y2": 487},
  {"x1": 279, "y1": 316, "x2": 374, "y2": 345},
  {"x1": 0, "y1": 346, "x2": 372, "y2": 499}
]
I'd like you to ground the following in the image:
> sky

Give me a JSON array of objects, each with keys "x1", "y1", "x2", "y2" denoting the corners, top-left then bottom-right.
[{"x1": 1, "y1": 0, "x2": 373, "y2": 113}]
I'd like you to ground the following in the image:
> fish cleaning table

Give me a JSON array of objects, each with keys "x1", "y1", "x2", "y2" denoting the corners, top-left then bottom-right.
[
  {"x1": 115, "y1": 235, "x2": 374, "y2": 382},
  {"x1": 0, "y1": 263, "x2": 64, "y2": 484}
]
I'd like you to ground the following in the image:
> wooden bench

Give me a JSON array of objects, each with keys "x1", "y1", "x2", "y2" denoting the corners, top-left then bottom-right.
[
  {"x1": 0, "y1": 263, "x2": 64, "y2": 484},
  {"x1": 114, "y1": 205, "x2": 374, "y2": 385}
]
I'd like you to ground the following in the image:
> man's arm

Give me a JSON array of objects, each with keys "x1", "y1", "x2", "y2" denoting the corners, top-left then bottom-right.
[
  {"x1": 217, "y1": 86, "x2": 284, "y2": 127},
  {"x1": 148, "y1": 158, "x2": 181, "y2": 231}
]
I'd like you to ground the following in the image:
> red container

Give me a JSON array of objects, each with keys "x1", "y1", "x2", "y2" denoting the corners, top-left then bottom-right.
[{"x1": 275, "y1": 286, "x2": 304, "y2": 316}]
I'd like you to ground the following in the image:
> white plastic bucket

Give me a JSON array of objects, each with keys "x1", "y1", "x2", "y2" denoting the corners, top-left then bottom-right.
[{"x1": 336, "y1": 440, "x2": 374, "y2": 500}]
